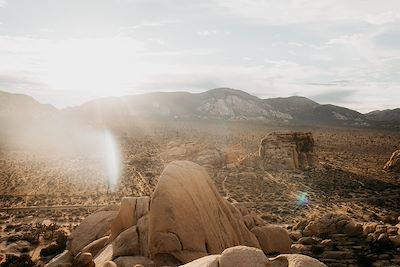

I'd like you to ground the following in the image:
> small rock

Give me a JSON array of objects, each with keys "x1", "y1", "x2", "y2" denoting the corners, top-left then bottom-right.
[
  {"x1": 298, "y1": 237, "x2": 318, "y2": 245},
  {"x1": 103, "y1": 261, "x2": 117, "y2": 267},
  {"x1": 375, "y1": 225, "x2": 387, "y2": 235},
  {"x1": 289, "y1": 231, "x2": 302, "y2": 241},
  {"x1": 387, "y1": 226, "x2": 398, "y2": 236},
  {"x1": 292, "y1": 220, "x2": 308, "y2": 231},
  {"x1": 389, "y1": 235, "x2": 400, "y2": 247},
  {"x1": 320, "y1": 239, "x2": 333, "y2": 247},
  {"x1": 363, "y1": 223, "x2": 377, "y2": 235}
]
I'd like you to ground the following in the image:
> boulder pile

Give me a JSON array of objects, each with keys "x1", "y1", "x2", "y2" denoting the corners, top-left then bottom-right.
[
  {"x1": 289, "y1": 213, "x2": 400, "y2": 267},
  {"x1": 45, "y1": 161, "x2": 326, "y2": 267},
  {"x1": 259, "y1": 132, "x2": 317, "y2": 170}
]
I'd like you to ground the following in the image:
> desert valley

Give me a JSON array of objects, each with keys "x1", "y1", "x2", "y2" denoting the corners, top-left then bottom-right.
[{"x1": 0, "y1": 88, "x2": 400, "y2": 267}]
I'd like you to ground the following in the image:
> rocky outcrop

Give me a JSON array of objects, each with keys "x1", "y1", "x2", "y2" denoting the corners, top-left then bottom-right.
[
  {"x1": 289, "y1": 213, "x2": 400, "y2": 266},
  {"x1": 160, "y1": 142, "x2": 225, "y2": 169},
  {"x1": 383, "y1": 149, "x2": 400, "y2": 172},
  {"x1": 49, "y1": 161, "x2": 329, "y2": 267},
  {"x1": 301, "y1": 213, "x2": 362, "y2": 237},
  {"x1": 148, "y1": 161, "x2": 260, "y2": 263},
  {"x1": 259, "y1": 132, "x2": 317, "y2": 170}
]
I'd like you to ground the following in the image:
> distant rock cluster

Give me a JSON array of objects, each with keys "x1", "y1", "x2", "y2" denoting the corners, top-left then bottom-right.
[
  {"x1": 383, "y1": 149, "x2": 400, "y2": 173},
  {"x1": 259, "y1": 132, "x2": 317, "y2": 170},
  {"x1": 45, "y1": 161, "x2": 326, "y2": 267},
  {"x1": 289, "y1": 213, "x2": 400, "y2": 266}
]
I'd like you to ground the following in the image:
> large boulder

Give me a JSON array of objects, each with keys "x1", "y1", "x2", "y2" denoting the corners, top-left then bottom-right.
[
  {"x1": 81, "y1": 236, "x2": 110, "y2": 257},
  {"x1": 67, "y1": 210, "x2": 117, "y2": 255},
  {"x1": 112, "y1": 225, "x2": 140, "y2": 258},
  {"x1": 137, "y1": 214, "x2": 150, "y2": 257},
  {"x1": 110, "y1": 196, "x2": 150, "y2": 240},
  {"x1": 148, "y1": 161, "x2": 260, "y2": 264},
  {"x1": 181, "y1": 246, "x2": 327, "y2": 267},
  {"x1": 44, "y1": 250, "x2": 73, "y2": 267},
  {"x1": 251, "y1": 225, "x2": 291, "y2": 254},
  {"x1": 259, "y1": 132, "x2": 317, "y2": 170},
  {"x1": 219, "y1": 246, "x2": 268, "y2": 267},
  {"x1": 383, "y1": 149, "x2": 400, "y2": 172},
  {"x1": 93, "y1": 244, "x2": 113, "y2": 267},
  {"x1": 302, "y1": 213, "x2": 362, "y2": 237},
  {"x1": 270, "y1": 254, "x2": 327, "y2": 267}
]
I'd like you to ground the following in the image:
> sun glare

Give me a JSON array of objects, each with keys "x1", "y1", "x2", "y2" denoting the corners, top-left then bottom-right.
[
  {"x1": 103, "y1": 129, "x2": 121, "y2": 191},
  {"x1": 41, "y1": 38, "x2": 143, "y2": 98}
]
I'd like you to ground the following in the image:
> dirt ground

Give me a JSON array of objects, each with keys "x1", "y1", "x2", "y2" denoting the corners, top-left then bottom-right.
[{"x1": 1, "y1": 120, "x2": 400, "y2": 265}]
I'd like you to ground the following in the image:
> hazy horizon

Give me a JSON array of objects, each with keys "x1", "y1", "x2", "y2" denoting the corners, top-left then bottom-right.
[
  {"x1": 1, "y1": 0, "x2": 400, "y2": 113},
  {"x1": 1, "y1": 87, "x2": 397, "y2": 114}
]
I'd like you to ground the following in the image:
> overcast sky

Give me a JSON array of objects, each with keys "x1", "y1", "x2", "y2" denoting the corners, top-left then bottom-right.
[{"x1": 1, "y1": 0, "x2": 400, "y2": 112}]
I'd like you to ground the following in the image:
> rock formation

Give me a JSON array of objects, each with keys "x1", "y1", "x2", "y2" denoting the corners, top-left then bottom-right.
[
  {"x1": 288, "y1": 213, "x2": 400, "y2": 266},
  {"x1": 383, "y1": 149, "x2": 400, "y2": 172},
  {"x1": 180, "y1": 246, "x2": 327, "y2": 267},
  {"x1": 148, "y1": 161, "x2": 260, "y2": 264},
  {"x1": 259, "y1": 132, "x2": 317, "y2": 170},
  {"x1": 160, "y1": 142, "x2": 225, "y2": 169},
  {"x1": 46, "y1": 161, "x2": 327, "y2": 267}
]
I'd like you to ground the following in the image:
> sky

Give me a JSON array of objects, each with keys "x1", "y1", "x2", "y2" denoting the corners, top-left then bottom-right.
[{"x1": 0, "y1": 0, "x2": 400, "y2": 112}]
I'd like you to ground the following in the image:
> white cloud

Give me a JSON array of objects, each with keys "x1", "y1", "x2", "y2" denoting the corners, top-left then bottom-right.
[
  {"x1": 196, "y1": 30, "x2": 217, "y2": 37},
  {"x1": 119, "y1": 19, "x2": 179, "y2": 33},
  {"x1": 211, "y1": 0, "x2": 400, "y2": 25},
  {"x1": 364, "y1": 12, "x2": 400, "y2": 25}
]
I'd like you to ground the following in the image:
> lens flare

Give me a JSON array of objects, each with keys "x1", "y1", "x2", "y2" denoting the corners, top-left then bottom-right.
[
  {"x1": 103, "y1": 130, "x2": 121, "y2": 191},
  {"x1": 296, "y1": 191, "x2": 310, "y2": 206}
]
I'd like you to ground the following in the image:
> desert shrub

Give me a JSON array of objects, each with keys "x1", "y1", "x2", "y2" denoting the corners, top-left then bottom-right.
[
  {"x1": 0, "y1": 254, "x2": 35, "y2": 267},
  {"x1": 40, "y1": 231, "x2": 67, "y2": 257}
]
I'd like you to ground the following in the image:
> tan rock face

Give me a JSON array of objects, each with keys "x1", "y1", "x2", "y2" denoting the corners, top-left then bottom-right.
[
  {"x1": 67, "y1": 210, "x2": 117, "y2": 256},
  {"x1": 259, "y1": 132, "x2": 317, "y2": 170},
  {"x1": 383, "y1": 149, "x2": 400, "y2": 172},
  {"x1": 251, "y1": 225, "x2": 291, "y2": 254},
  {"x1": 148, "y1": 161, "x2": 260, "y2": 264},
  {"x1": 219, "y1": 246, "x2": 268, "y2": 267},
  {"x1": 112, "y1": 225, "x2": 140, "y2": 258},
  {"x1": 110, "y1": 196, "x2": 150, "y2": 242}
]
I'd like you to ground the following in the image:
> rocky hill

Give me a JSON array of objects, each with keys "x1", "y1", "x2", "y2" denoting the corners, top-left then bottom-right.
[
  {"x1": 0, "y1": 88, "x2": 398, "y2": 128},
  {"x1": 0, "y1": 90, "x2": 56, "y2": 118},
  {"x1": 366, "y1": 109, "x2": 400, "y2": 126}
]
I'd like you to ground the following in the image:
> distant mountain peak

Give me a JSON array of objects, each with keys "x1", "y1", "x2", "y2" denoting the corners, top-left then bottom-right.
[{"x1": 0, "y1": 89, "x2": 399, "y2": 128}]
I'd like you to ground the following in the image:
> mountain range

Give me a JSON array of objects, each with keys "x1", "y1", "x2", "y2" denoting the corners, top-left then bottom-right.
[{"x1": 1, "y1": 88, "x2": 399, "y2": 128}]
